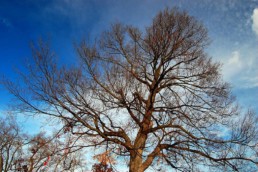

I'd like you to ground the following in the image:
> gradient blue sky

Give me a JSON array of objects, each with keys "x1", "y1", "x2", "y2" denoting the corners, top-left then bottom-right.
[{"x1": 0, "y1": 0, "x2": 258, "y2": 133}]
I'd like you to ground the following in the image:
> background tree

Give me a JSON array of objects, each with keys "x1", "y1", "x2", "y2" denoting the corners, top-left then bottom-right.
[
  {"x1": 0, "y1": 115, "x2": 87, "y2": 172},
  {"x1": 3, "y1": 8, "x2": 258, "y2": 172},
  {"x1": 0, "y1": 116, "x2": 25, "y2": 172},
  {"x1": 92, "y1": 163, "x2": 114, "y2": 172},
  {"x1": 23, "y1": 132, "x2": 57, "y2": 172},
  {"x1": 92, "y1": 151, "x2": 115, "y2": 172},
  {"x1": 19, "y1": 130, "x2": 87, "y2": 172}
]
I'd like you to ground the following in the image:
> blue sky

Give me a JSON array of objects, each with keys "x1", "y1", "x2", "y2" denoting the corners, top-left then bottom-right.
[{"x1": 0, "y1": 0, "x2": 258, "y2": 132}]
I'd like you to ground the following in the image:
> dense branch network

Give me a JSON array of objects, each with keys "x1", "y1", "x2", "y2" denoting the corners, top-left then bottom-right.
[{"x1": 3, "y1": 8, "x2": 258, "y2": 172}]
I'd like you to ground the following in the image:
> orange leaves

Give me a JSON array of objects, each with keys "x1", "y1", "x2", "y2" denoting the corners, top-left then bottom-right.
[{"x1": 93, "y1": 151, "x2": 116, "y2": 166}]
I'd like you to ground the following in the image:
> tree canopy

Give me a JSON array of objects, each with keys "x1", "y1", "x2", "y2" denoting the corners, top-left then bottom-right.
[{"x1": 4, "y1": 8, "x2": 258, "y2": 172}]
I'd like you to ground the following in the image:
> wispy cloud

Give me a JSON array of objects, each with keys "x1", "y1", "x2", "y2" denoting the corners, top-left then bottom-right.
[
  {"x1": 222, "y1": 51, "x2": 243, "y2": 81},
  {"x1": 0, "y1": 17, "x2": 12, "y2": 28},
  {"x1": 222, "y1": 50, "x2": 258, "y2": 88},
  {"x1": 41, "y1": 0, "x2": 173, "y2": 37},
  {"x1": 252, "y1": 8, "x2": 258, "y2": 37},
  {"x1": 217, "y1": 7, "x2": 258, "y2": 89}
]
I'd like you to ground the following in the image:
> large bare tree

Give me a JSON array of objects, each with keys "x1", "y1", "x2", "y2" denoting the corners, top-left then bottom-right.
[{"x1": 4, "y1": 8, "x2": 258, "y2": 171}]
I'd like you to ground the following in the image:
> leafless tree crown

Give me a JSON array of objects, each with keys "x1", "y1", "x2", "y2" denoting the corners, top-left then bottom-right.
[{"x1": 3, "y1": 8, "x2": 258, "y2": 172}]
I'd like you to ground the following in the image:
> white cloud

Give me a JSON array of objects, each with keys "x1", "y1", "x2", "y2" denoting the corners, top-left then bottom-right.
[
  {"x1": 251, "y1": 8, "x2": 258, "y2": 36},
  {"x1": 222, "y1": 50, "x2": 258, "y2": 88},
  {"x1": 222, "y1": 51, "x2": 243, "y2": 80},
  {"x1": 228, "y1": 51, "x2": 242, "y2": 66}
]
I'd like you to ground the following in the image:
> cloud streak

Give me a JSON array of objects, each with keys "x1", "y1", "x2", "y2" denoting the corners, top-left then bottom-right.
[
  {"x1": 252, "y1": 8, "x2": 258, "y2": 37},
  {"x1": 222, "y1": 51, "x2": 242, "y2": 80},
  {"x1": 222, "y1": 50, "x2": 258, "y2": 88}
]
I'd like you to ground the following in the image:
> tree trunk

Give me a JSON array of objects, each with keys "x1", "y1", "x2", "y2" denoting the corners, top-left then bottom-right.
[
  {"x1": 0, "y1": 154, "x2": 3, "y2": 172},
  {"x1": 129, "y1": 151, "x2": 144, "y2": 172},
  {"x1": 129, "y1": 123, "x2": 150, "y2": 172},
  {"x1": 28, "y1": 157, "x2": 34, "y2": 172},
  {"x1": 129, "y1": 161, "x2": 144, "y2": 172}
]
